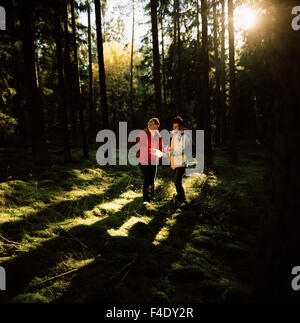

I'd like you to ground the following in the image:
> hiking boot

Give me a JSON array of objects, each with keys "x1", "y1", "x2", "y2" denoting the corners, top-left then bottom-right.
[{"x1": 142, "y1": 201, "x2": 151, "y2": 208}]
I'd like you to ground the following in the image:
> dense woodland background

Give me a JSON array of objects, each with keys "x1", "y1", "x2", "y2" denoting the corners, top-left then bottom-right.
[{"x1": 0, "y1": 0, "x2": 299, "y2": 303}]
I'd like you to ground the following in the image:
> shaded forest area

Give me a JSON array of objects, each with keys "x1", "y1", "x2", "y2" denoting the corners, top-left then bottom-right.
[{"x1": 0, "y1": 0, "x2": 300, "y2": 303}]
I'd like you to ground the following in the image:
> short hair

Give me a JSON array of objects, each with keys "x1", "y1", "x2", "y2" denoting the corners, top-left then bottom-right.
[
  {"x1": 173, "y1": 116, "x2": 184, "y2": 126},
  {"x1": 148, "y1": 117, "x2": 160, "y2": 127}
]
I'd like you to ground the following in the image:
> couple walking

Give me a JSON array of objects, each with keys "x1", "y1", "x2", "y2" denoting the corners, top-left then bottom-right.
[{"x1": 137, "y1": 116, "x2": 191, "y2": 205}]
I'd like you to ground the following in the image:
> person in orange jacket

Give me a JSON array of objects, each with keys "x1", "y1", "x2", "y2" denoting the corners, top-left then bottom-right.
[{"x1": 136, "y1": 118, "x2": 163, "y2": 203}]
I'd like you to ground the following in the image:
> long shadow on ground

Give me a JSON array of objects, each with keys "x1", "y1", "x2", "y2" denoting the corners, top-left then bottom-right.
[
  {"x1": 0, "y1": 194, "x2": 146, "y2": 303},
  {"x1": 1, "y1": 149, "x2": 262, "y2": 303},
  {"x1": 0, "y1": 168, "x2": 141, "y2": 244},
  {"x1": 55, "y1": 188, "x2": 207, "y2": 303}
]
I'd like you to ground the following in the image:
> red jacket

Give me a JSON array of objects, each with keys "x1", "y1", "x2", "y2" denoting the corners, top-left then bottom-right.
[{"x1": 136, "y1": 129, "x2": 163, "y2": 165}]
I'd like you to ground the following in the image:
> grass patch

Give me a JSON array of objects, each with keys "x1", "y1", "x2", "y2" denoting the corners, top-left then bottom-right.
[{"x1": 0, "y1": 146, "x2": 264, "y2": 303}]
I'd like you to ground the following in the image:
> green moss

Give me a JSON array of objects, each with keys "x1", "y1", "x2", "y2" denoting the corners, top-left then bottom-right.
[
  {"x1": 150, "y1": 289, "x2": 171, "y2": 303},
  {"x1": 12, "y1": 293, "x2": 50, "y2": 303},
  {"x1": 0, "y1": 147, "x2": 263, "y2": 303}
]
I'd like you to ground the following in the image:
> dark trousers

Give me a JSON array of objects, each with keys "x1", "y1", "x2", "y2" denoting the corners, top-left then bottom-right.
[
  {"x1": 139, "y1": 164, "x2": 157, "y2": 202},
  {"x1": 173, "y1": 167, "x2": 186, "y2": 202}
]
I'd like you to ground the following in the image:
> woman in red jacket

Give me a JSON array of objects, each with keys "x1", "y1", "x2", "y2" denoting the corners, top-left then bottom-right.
[{"x1": 136, "y1": 118, "x2": 163, "y2": 203}]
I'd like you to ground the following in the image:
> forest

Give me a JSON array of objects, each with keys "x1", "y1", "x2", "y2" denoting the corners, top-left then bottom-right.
[{"x1": 0, "y1": 0, "x2": 299, "y2": 305}]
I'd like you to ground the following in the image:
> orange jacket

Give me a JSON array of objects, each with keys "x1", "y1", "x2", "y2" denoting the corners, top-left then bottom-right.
[{"x1": 137, "y1": 129, "x2": 163, "y2": 165}]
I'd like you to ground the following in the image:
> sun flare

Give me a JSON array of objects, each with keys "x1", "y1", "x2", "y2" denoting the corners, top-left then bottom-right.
[{"x1": 235, "y1": 6, "x2": 258, "y2": 30}]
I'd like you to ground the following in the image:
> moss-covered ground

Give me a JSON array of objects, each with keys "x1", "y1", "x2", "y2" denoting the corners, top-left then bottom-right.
[{"x1": 0, "y1": 146, "x2": 264, "y2": 303}]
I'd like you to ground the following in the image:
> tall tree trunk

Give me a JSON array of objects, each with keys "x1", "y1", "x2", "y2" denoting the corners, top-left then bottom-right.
[
  {"x1": 95, "y1": 0, "x2": 109, "y2": 129},
  {"x1": 213, "y1": 0, "x2": 221, "y2": 146},
  {"x1": 175, "y1": 0, "x2": 182, "y2": 115},
  {"x1": 54, "y1": 0, "x2": 72, "y2": 163},
  {"x1": 201, "y1": 0, "x2": 213, "y2": 171},
  {"x1": 247, "y1": 91, "x2": 257, "y2": 148},
  {"x1": 172, "y1": 0, "x2": 181, "y2": 116},
  {"x1": 196, "y1": 0, "x2": 200, "y2": 45},
  {"x1": 150, "y1": 0, "x2": 162, "y2": 120},
  {"x1": 10, "y1": 5, "x2": 29, "y2": 148},
  {"x1": 255, "y1": 0, "x2": 300, "y2": 302},
  {"x1": 159, "y1": 7, "x2": 167, "y2": 113},
  {"x1": 228, "y1": 0, "x2": 237, "y2": 162},
  {"x1": 11, "y1": 47, "x2": 29, "y2": 148},
  {"x1": 129, "y1": 0, "x2": 135, "y2": 124},
  {"x1": 70, "y1": 0, "x2": 89, "y2": 158},
  {"x1": 195, "y1": 0, "x2": 204, "y2": 129},
  {"x1": 62, "y1": 0, "x2": 78, "y2": 147},
  {"x1": 220, "y1": 0, "x2": 227, "y2": 145},
  {"x1": 87, "y1": 0, "x2": 96, "y2": 142},
  {"x1": 20, "y1": 1, "x2": 49, "y2": 165},
  {"x1": 171, "y1": 0, "x2": 178, "y2": 116}
]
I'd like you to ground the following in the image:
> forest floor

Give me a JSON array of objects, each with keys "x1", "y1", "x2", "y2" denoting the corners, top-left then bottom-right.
[{"x1": 0, "y1": 145, "x2": 264, "y2": 303}]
